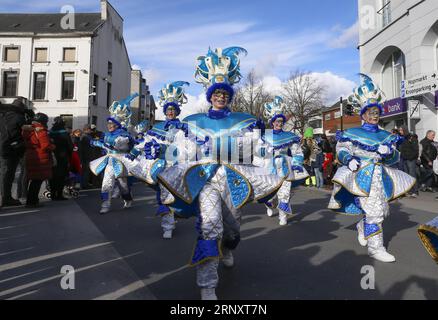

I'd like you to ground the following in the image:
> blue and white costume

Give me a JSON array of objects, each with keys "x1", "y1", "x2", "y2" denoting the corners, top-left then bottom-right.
[
  {"x1": 328, "y1": 75, "x2": 416, "y2": 262},
  {"x1": 253, "y1": 96, "x2": 309, "y2": 225},
  {"x1": 126, "y1": 82, "x2": 193, "y2": 238},
  {"x1": 157, "y1": 47, "x2": 284, "y2": 299},
  {"x1": 418, "y1": 217, "x2": 438, "y2": 264},
  {"x1": 90, "y1": 94, "x2": 138, "y2": 214}
]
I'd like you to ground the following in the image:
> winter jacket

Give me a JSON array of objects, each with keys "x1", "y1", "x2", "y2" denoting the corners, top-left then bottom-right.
[
  {"x1": 399, "y1": 135, "x2": 419, "y2": 161},
  {"x1": 0, "y1": 104, "x2": 26, "y2": 158},
  {"x1": 49, "y1": 128, "x2": 73, "y2": 166},
  {"x1": 22, "y1": 123, "x2": 56, "y2": 180},
  {"x1": 420, "y1": 138, "x2": 438, "y2": 168}
]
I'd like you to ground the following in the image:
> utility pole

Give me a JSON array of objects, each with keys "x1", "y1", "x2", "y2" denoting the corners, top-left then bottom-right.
[{"x1": 340, "y1": 97, "x2": 344, "y2": 131}]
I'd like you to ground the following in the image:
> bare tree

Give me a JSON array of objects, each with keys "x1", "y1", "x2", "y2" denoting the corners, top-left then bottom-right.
[
  {"x1": 231, "y1": 69, "x2": 273, "y2": 121},
  {"x1": 281, "y1": 70, "x2": 326, "y2": 135}
]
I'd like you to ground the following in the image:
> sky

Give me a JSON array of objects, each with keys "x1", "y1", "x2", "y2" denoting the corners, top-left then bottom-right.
[{"x1": 0, "y1": 0, "x2": 361, "y2": 120}]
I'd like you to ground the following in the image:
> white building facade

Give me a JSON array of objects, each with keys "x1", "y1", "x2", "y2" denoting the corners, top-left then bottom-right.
[
  {"x1": 358, "y1": 0, "x2": 438, "y2": 138},
  {"x1": 0, "y1": 0, "x2": 132, "y2": 131}
]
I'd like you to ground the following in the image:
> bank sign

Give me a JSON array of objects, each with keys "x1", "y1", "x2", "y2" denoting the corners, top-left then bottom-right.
[{"x1": 381, "y1": 98, "x2": 407, "y2": 118}]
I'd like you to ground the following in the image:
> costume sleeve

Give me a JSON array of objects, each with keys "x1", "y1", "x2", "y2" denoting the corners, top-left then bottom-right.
[
  {"x1": 336, "y1": 140, "x2": 354, "y2": 166},
  {"x1": 290, "y1": 143, "x2": 305, "y2": 166}
]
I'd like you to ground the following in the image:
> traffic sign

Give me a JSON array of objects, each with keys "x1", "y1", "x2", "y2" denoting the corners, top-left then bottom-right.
[
  {"x1": 401, "y1": 78, "x2": 438, "y2": 98},
  {"x1": 404, "y1": 72, "x2": 438, "y2": 87}
]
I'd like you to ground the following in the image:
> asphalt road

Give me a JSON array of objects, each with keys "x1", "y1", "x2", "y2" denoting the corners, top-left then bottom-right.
[{"x1": 0, "y1": 184, "x2": 437, "y2": 300}]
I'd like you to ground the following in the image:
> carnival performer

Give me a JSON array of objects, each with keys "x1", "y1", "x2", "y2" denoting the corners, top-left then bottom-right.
[
  {"x1": 126, "y1": 82, "x2": 191, "y2": 239},
  {"x1": 89, "y1": 93, "x2": 138, "y2": 214},
  {"x1": 253, "y1": 96, "x2": 309, "y2": 225},
  {"x1": 328, "y1": 74, "x2": 416, "y2": 263},
  {"x1": 157, "y1": 47, "x2": 284, "y2": 300}
]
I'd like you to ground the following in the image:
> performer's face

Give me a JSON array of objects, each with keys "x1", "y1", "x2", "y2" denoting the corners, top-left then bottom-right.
[
  {"x1": 273, "y1": 118, "x2": 284, "y2": 131},
  {"x1": 166, "y1": 107, "x2": 177, "y2": 120},
  {"x1": 363, "y1": 107, "x2": 380, "y2": 125},
  {"x1": 211, "y1": 90, "x2": 230, "y2": 110},
  {"x1": 107, "y1": 121, "x2": 118, "y2": 132}
]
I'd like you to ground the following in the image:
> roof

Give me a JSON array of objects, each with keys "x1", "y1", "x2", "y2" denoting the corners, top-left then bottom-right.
[{"x1": 0, "y1": 13, "x2": 103, "y2": 35}]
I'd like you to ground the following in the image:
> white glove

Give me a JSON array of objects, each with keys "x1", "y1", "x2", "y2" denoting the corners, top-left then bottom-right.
[
  {"x1": 377, "y1": 144, "x2": 392, "y2": 155},
  {"x1": 348, "y1": 159, "x2": 360, "y2": 172}
]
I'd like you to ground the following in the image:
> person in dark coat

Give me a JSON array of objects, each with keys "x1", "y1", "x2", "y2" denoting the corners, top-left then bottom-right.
[
  {"x1": 22, "y1": 113, "x2": 55, "y2": 208},
  {"x1": 0, "y1": 99, "x2": 27, "y2": 207},
  {"x1": 420, "y1": 130, "x2": 437, "y2": 192},
  {"x1": 399, "y1": 132, "x2": 420, "y2": 197},
  {"x1": 79, "y1": 125, "x2": 95, "y2": 189},
  {"x1": 49, "y1": 117, "x2": 73, "y2": 200}
]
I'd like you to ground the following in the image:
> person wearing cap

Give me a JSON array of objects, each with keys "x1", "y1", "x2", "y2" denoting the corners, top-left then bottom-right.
[
  {"x1": 89, "y1": 94, "x2": 138, "y2": 214},
  {"x1": 157, "y1": 47, "x2": 283, "y2": 300},
  {"x1": 21, "y1": 113, "x2": 55, "y2": 208},
  {"x1": 328, "y1": 74, "x2": 416, "y2": 263},
  {"x1": 253, "y1": 96, "x2": 309, "y2": 225}
]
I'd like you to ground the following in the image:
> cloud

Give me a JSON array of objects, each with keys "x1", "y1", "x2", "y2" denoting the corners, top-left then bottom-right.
[
  {"x1": 155, "y1": 93, "x2": 209, "y2": 121},
  {"x1": 310, "y1": 72, "x2": 355, "y2": 105},
  {"x1": 258, "y1": 72, "x2": 355, "y2": 107},
  {"x1": 329, "y1": 21, "x2": 359, "y2": 49}
]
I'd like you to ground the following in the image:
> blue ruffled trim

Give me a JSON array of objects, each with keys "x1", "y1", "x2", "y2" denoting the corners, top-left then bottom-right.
[
  {"x1": 147, "y1": 130, "x2": 167, "y2": 141},
  {"x1": 278, "y1": 202, "x2": 292, "y2": 214},
  {"x1": 269, "y1": 114, "x2": 287, "y2": 125},
  {"x1": 163, "y1": 102, "x2": 181, "y2": 116},
  {"x1": 364, "y1": 222, "x2": 382, "y2": 239},
  {"x1": 206, "y1": 83, "x2": 234, "y2": 103},
  {"x1": 156, "y1": 205, "x2": 170, "y2": 216},
  {"x1": 191, "y1": 239, "x2": 220, "y2": 265},
  {"x1": 336, "y1": 130, "x2": 400, "y2": 154},
  {"x1": 336, "y1": 130, "x2": 379, "y2": 152},
  {"x1": 101, "y1": 192, "x2": 109, "y2": 201}
]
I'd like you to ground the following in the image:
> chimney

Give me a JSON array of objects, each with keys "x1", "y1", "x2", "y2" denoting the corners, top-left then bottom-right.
[{"x1": 100, "y1": 0, "x2": 108, "y2": 20}]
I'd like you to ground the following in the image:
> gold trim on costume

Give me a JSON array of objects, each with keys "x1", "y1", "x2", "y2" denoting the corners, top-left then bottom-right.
[{"x1": 417, "y1": 224, "x2": 438, "y2": 264}]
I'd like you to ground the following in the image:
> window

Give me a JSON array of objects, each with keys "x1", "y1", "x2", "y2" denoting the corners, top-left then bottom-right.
[
  {"x1": 33, "y1": 72, "x2": 46, "y2": 100},
  {"x1": 61, "y1": 72, "x2": 75, "y2": 100},
  {"x1": 324, "y1": 114, "x2": 331, "y2": 121},
  {"x1": 106, "y1": 82, "x2": 112, "y2": 107},
  {"x1": 380, "y1": 0, "x2": 392, "y2": 28},
  {"x1": 92, "y1": 116, "x2": 98, "y2": 125},
  {"x1": 93, "y1": 74, "x2": 98, "y2": 105},
  {"x1": 4, "y1": 47, "x2": 19, "y2": 62},
  {"x1": 63, "y1": 48, "x2": 76, "y2": 62},
  {"x1": 3, "y1": 71, "x2": 18, "y2": 96},
  {"x1": 382, "y1": 50, "x2": 405, "y2": 99},
  {"x1": 35, "y1": 48, "x2": 48, "y2": 62},
  {"x1": 108, "y1": 61, "x2": 112, "y2": 76}
]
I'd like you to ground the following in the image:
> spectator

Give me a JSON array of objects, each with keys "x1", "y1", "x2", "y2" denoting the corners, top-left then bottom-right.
[
  {"x1": 22, "y1": 113, "x2": 55, "y2": 208},
  {"x1": 420, "y1": 130, "x2": 437, "y2": 192},
  {"x1": 79, "y1": 125, "x2": 95, "y2": 189},
  {"x1": 397, "y1": 126, "x2": 409, "y2": 171},
  {"x1": 70, "y1": 129, "x2": 83, "y2": 189},
  {"x1": 323, "y1": 152, "x2": 335, "y2": 189},
  {"x1": 399, "y1": 132, "x2": 420, "y2": 197},
  {"x1": 314, "y1": 145, "x2": 324, "y2": 189},
  {"x1": 320, "y1": 134, "x2": 333, "y2": 153},
  {"x1": 0, "y1": 99, "x2": 27, "y2": 207},
  {"x1": 49, "y1": 117, "x2": 73, "y2": 201}
]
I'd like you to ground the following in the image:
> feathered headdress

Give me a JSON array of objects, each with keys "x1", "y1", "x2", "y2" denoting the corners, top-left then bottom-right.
[
  {"x1": 158, "y1": 81, "x2": 190, "y2": 116},
  {"x1": 134, "y1": 120, "x2": 150, "y2": 134},
  {"x1": 264, "y1": 96, "x2": 287, "y2": 124},
  {"x1": 195, "y1": 46, "x2": 247, "y2": 103},
  {"x1": 107, "y1": 93, "x2": 139, "y2": 129},
  {"x1": 347, "y1": 74, "x2": 386, "y2": 116}
]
